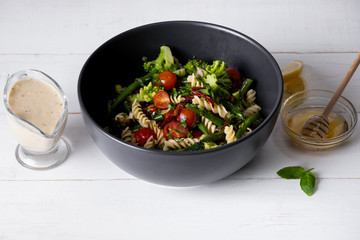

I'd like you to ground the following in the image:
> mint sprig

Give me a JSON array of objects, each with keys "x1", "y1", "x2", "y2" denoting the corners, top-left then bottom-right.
[{"x1": 277, "y1": 166, "x2": 316, "y2": 196}]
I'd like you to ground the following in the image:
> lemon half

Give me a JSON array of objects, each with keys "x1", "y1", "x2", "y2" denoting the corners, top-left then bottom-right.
[
  {"x1": 281, "y1": 60, "x2": 305, "y2": 101},
  {"x1": 281, "y1": 60, "x2": 303, "y2": 81}
]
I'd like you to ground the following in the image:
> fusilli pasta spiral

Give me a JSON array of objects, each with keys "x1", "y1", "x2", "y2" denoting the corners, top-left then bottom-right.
[
  {"x1": 243, "y1": 104, "x2": 261, "y2": 118},
  {"x1": 121, "y1": 127, "x2": 137, "y2": 145},
  {"x1": 187, "y1": 73, "x2": 204, "y2": 87},
  {"x1": 192, "y1": 96, "x2": 230, "y2": 119},
  {"x1": 201, "y1": 116, "x2": 217, "y2": 134},
  {"x1": 170, "y1": 94, "x2": 185, "y2": 104},
  {"x1": 132, "y1": 99, "x2": 150, "y2": 128},
  {"x1": 224, "y1": 125, "x2": 237, "y2": 143},
  {"x1": 163, "y1": 138, "x2": 199, "y2": 151},
  {"x1": 143, "y1": 136, "x2": 156, "y2": 148},
  {"x1": 115, "y1": 112, "x2": 134, "y2": 124},
  {"x1": 148, "y1": 120, "x2": 165, "y2": 146},
  {"x1": 163, "y1": 138, "x2": 200, "y2": 151},
  {"x1": 246, "y1": 89, "x2": 256, "y2": 105}
]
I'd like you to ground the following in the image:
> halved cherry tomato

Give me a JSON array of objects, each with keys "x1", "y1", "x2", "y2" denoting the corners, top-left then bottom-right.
[
  {"x1": 133, "y1": 128, "x2": 157, "y2": 147},
  {"x1": 177, "y1": 108, "x2": 196, "y2": 128},
  {"x1": 156, "y1": 71, "x2": 177, "y2": 90},
  {"x1": 163, "y1": 120, "x2": 188, "y2": 140},
  {"x1": 226, "y1": 67, "x2": 241, "y2": 81},
  {"x1": 154, "y1": 91, "x2": 170, "y2": 109},
  {"x1": 192, "y1": 130, "x2": 203, "y2": 139}
]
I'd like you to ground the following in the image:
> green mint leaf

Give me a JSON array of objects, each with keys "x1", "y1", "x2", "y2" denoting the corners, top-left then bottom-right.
[
  {"x1": 300, "y1": 171, "x2": 316, "y2": 196},
  {"x1": 277, "y1": 166, "x2": 306, "y2": 179}
]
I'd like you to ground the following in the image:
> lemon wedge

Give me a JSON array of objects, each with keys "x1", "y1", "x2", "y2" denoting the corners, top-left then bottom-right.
[{"x1": 281, "y1": 60, "x2": 303, "y2": 81}]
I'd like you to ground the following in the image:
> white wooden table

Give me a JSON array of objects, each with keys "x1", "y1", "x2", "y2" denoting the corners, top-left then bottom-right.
[{"x1": 1, "y1": 1, "x2": 360, "y2": 239}]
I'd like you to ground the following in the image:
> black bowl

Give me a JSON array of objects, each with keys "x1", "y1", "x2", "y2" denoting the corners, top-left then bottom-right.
[{"x1": 78, "y1": 21, "x2": 283, "y2": 187}]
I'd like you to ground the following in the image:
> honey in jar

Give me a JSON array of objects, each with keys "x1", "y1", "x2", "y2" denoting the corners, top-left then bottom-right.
[{"x1": 286, "y1": 107, "x2": 348, "y2": 138}]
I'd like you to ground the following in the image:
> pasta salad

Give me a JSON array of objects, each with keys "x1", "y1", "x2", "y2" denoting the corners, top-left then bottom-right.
[{"x1": 106, "y1": 46, "x2": 262, "y2": 151}]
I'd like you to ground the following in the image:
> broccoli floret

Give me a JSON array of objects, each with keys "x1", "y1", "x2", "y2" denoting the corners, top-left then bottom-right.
[
  {"x1": 204, "y1": 72, "x2": 232, "y2": 91},
  {"x1": 143, "y1": 45, "x2": 178, "y2": 73},
  {"x1": 183, "y1": 59, "x2": 208, "y2": 75},
  {"x1": 127, "y1": 82, "x2": 163, "y2": 103},
  {"x1": 203, "y1": 73, "x2": 218, "y2": 89},
  {"x1": 206, "y1": 60, "x2": 232, "y2": 90},
  {"x1": 203, "y1": 73, "x2": 231, "y2": 101},
  {"x1": 218, "y1": 78, "x2": 232, "y2": 91},
  {"x1": 206, "y1": 60, "x2": 228, "y2": 78}
]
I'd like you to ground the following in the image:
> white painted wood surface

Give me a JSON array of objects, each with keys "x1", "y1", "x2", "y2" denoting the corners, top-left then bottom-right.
[{"x1": 1, "y1": 0, "x2": 359, "y2": 239}]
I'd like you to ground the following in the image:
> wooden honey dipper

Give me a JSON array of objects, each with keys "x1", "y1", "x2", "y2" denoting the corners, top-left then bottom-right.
[{"x1": 301, "y1": 51, "x2": 360, "y2": 138}]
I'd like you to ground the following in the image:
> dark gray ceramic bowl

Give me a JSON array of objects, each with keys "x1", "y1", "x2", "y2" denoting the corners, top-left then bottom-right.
[{"x1": 78, "y1": 21, "x2": 283, "y2": 187}]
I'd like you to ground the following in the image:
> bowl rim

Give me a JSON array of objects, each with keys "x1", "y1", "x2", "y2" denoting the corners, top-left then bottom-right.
[
  {"x1": 78, "y1": 20, "x2": 283, "y2": 155},
  {"x1": 280, "y1": 89, "x2": 358, "y2": 144}
]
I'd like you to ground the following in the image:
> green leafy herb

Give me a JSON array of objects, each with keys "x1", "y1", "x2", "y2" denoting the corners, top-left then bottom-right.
[
  {"x1": 300, "y1": 171, "x2": 316, "y2": 196},
  {"x1": 130, "y1": 123, "x2": 142, "y2": 133},
  {"x1": 179, "y1": 117, "x2": 187, "y2": 128},
  {"x1": 170, "y1": 128, "x2": 185, "y2": 135},
  {"x1": 152, "y1": 114, "x2": 164, "y2": 121},
  {"x1": 277, "y1": 166, "x2": 306, "y2": 179},
  {"x1": 277, "y1": 166, "x2": 316, "y2": 196}
]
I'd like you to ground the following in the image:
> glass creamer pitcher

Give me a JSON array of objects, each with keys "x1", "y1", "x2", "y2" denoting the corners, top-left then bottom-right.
[{"x1": 3, "y1": 69, "x2": 69, "y2": 170}]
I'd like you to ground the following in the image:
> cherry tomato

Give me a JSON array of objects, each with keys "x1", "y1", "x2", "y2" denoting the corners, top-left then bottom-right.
[
  {"x1": 192, "y1": 130, "x2": 203, "y2": 139},
  {"x1": 226, "y1": 67, "x2": 241, "y2": 81},
  {"x1": 156, "y1": 71, "x2": 177, "y2": 90},
  {"x1": 154, "y1": 91, "x2": 170, "y2": 109},
  {"x1": 177, "y1": 108, "x2": 196, "y2": 128},
  {"x1": 163, "y1": 120, "x2": 188, "y2": 140},
  {"x1": 133, "y1": 128, "x2": 157, "y2": 147}
]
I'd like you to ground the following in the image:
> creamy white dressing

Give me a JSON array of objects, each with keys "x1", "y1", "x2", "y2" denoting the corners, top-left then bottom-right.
[
  {"x1": 8, "y1": 78, "x2": 63, "y2": 135},
  {"x1": 6, "y1": 78, "x2": 67, "y2": 153}
]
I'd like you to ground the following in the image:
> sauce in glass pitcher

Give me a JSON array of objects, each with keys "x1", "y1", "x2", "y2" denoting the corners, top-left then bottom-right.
[{"x1": 8, "y1": 78, "x2": 64, "y2": 135}]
